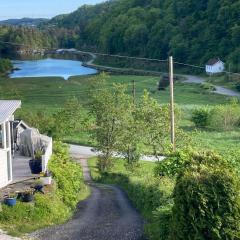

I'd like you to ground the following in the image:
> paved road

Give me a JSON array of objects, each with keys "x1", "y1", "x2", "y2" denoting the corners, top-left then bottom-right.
[
  {"x1": 32, "y1": 156, "x2": 146, "y2": 240},
  {"x1": 69, "y1": 144, "x2": 164, "y2": 162},
  {"x1": 184, "y1": 75, "x2": 240, "y2": 97}
]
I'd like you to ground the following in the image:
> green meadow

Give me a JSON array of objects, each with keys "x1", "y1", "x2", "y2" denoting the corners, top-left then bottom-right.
[{"x1": 0, "y1": 74, "x2": 239, "y2": 153}]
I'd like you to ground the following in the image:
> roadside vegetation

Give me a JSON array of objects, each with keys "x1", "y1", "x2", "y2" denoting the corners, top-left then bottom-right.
[
  {"x1": 0, "y1": 142, "x2": 89, "y2": 236},
  {"x1": 87, "y1": 75, "x2": 240, "y2": 239},
  {"x1": 1, "y1": 72, "x2": 240, "y2": 238},
  {"x1": 0, "y1": 58, "x2": 12, "y2": 75},
  {"x1": 89, "y1": 150, "x2": 240, "y2": 239}
]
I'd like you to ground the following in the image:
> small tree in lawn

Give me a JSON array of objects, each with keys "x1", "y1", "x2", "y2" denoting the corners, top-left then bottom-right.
[
  {"x1": 137, "y1": 91, "x2": 171, "y2": 158},
  {"x1": 91, "y1": 84, "x2": 131, "y2": 172},
  {"x1": 117, "y1": 104, "x2": 142, "y2": 170},
  {"x1": 53, "y1": 97, "x2": 85, "y2": 138}
]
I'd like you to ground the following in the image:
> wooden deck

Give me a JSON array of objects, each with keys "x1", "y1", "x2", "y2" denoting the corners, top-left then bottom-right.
[{"x1": 12, "y1": 151, "x2": 38, "y2": 183}]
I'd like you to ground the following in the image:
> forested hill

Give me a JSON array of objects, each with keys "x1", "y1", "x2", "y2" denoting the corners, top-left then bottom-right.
[{"x1": 48, "y1": 0, "x2": 240, "y2": 70}]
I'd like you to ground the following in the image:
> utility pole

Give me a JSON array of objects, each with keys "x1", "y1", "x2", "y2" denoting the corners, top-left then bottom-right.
[
  {"x1": 169, "y1": 56, "x2": 175, "y2": 151},
  {"x1": 132, "y1": 80, "x2": 136, "y2": 105}
]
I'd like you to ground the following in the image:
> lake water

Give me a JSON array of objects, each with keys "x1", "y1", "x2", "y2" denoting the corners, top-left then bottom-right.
[{"x1": 10, "y1": 58, "x2": 98, "y2": 80}]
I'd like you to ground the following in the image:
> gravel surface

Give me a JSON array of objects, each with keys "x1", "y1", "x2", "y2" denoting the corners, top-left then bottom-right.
[
  {"x1": 184, "y1": 75, "x2": 240, "y2": 97},
  {"x1": 70, "y1": 144, "x2": 164, "y2": 162},
  {"x1": 0, "y1": 232, "x2": 20, "y2": 240},
  {"x1": 32, "y1": 157, "x2": 146, "y2": 240}
]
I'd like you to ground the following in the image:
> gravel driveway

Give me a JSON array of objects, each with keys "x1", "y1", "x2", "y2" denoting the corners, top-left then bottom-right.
[
  {"x1": 184, "y1": 75, "x2": 240, "y2": 97},
  {"x1": 32, "y1": 157, "x2": 146, "y2": 240}
]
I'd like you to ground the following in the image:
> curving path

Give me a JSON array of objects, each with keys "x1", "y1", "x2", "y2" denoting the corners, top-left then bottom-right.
[
  {"x1": 32, "y1": 154, "x2": 146, "y2": 240},
  {"x1": 184, "y1": 75, "x2": 240, "y2": 97}
]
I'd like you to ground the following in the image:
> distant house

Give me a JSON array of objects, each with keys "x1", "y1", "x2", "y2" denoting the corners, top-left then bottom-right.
[
  {"x1": 0, "y1": 100, "x2": 52, "y2": 189},
  {"x1": 205, "y1": 58, "x2": 225, "y2": 74}
]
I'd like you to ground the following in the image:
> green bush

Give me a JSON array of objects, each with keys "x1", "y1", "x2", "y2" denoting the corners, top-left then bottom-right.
[
  {"x1": 154, "y1": 150, "x2": 192, "y2": 178},
  {"x1": 191, "y1": 107, "x2": 211, "y2": 128},
  {"x1": 209, "y1": 104, "x2": 240, "y2": 131},
  {"x1": 48, "y1": 141, "x2": 84, "y2": 209},
  {"x1": 171, "y1": 151, "x2": 240, "y2": 240},
  {"x1": 145, "y1": 204, "x2": 173, "y2": 240},
  {"x1": 0, "y1": 58, "x2": 12, "y2": 73},
  {"x1": 201, "y1": 82, "x2": 216, "y2": 92}
]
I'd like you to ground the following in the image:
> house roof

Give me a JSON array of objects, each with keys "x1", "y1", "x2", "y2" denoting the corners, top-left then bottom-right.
[
  {"x1": 206, "y1": 58, "x2": 223, "y2": 66},
  {"x1": 0, "y1": 100, "x2": 21, "y2": 124}
]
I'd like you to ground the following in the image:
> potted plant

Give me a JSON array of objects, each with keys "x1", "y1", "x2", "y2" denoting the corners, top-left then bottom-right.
[
  {"x1": 29, "y1": 149, "x2": 43, "y2": 174},
  {"x1": 4, "y1": 192, "x2": 17, "y2": 207},
  {"x1": 21, "y1": 189, "x2": 34, "y2": 202},
  {"x1": 40, "y1": 170, "x2": 52, "y2": 185}
]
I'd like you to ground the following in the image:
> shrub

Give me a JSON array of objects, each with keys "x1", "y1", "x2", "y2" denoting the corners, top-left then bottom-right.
[
  {"x1": 201, "y1": 82, "x2": 216, "y2": 91},
  {"x1": 209, "y1": 104, "x2": 240, "y2": 131},
  {"x1": 48, "y1": 141, "x2": 85, "y2": 209},
  {"x1": 154, "y1": 150, "x2": 192, "y2": 178},
  {"x1": 171, "y1": 151, "x2": 240, "y2": 240},
  {"x1": 0, "y1": 58, "x2": 12, "y2": 73},
  {"x1": 191, "y1": 106, "x2": 211, "y2": 128},
  {"x1": 146, "y1": 204, "x2": 173, "y2": 240}
]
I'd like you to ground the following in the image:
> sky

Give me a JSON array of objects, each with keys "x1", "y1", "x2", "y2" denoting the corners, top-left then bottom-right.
[{"x1": 0, "y1": 0, "x2": 105, "y2": 20}]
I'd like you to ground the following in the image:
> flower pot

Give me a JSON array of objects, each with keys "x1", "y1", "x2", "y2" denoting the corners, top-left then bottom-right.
[
  {"x1": 21, "y1": 193, "x2": 34, "y2": 202},
  {"x1": 29, "y1": 159, "x2": 42, "y2": 174},
  {"x1": 4, "y1": 197, "x2": 17, "y2": 207},
  {"x1": 40, "y1": 176, "x2": 52, "y2": 185}
]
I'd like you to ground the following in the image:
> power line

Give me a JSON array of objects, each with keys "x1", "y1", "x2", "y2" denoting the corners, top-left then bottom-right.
[{"x1": 174, "y1": 61, "x2": 205, "y2": 69}]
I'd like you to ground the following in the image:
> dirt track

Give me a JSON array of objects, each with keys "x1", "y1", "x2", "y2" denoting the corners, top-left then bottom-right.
[{"x1": 32, "y1": 158, "x2": 146, "y2": 240}]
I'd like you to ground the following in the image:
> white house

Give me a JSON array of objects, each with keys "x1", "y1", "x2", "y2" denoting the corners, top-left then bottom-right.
[
  {"x1": 205, "y1": 58, "x2": 225, "y2": 74},
  {"x1": 0, "y1": 100, "x2": 21, "y2": 188},
  {"x1": 0, "y1": 100, "x2": 52, "y2": 189}
]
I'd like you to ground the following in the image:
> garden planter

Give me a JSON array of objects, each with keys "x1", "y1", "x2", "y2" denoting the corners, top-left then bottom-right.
[
  {"x1": 21, "y1": 193, "x2": 34, "y2": 202},
  {"x1": 4, "y1": 197, "x2": 17, "y2": 207},
  {"x1": 40, "y1": 176, "x2": 52, "y2": 185},
  {"x1": 29, "y1": 159, "x2": 42, "y2": 174}
]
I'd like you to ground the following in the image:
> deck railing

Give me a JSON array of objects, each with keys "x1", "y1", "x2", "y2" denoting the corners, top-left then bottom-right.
[{"x1": 41, "y1": 136, "x2": 52, "y2": 172}]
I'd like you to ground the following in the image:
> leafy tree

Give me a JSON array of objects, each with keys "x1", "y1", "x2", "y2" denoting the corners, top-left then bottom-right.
[
  {"x1": 91, "y1": 84, "x2": 131, "y2": 172},
  {"x1": 53, "y1": 97, "x2": 85, "y2": 138}
]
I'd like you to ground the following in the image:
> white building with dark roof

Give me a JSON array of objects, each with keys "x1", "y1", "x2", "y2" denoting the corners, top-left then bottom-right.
[{"x1": 206, "y1": 58, "x2": 225, "y2": 74}]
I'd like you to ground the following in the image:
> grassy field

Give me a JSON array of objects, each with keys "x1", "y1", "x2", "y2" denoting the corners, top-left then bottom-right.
[
  {"x1": 0, "y1": 73, "x2": 239, "y2": 151},
  {"x1": 0, "y1": 74, "x2": 230, "y2": 111}
]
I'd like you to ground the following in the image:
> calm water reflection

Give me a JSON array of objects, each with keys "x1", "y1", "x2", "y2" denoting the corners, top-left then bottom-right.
[{"x1": 10, "y1": 58, "x2": 97, "y2": 80}]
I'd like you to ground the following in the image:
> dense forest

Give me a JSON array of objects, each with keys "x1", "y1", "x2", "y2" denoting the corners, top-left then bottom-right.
[
  {"x1": 47, "y1": 0, "x2": 240, "y2": 70},
  {"x1": 0, "y1": 25, "x2": 76, "y2": 55},
  {"x1": 0, "y1": 0, "x2": 240, "y2": 70}
]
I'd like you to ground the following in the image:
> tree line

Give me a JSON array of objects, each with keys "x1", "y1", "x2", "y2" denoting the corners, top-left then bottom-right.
[
  {"x1": 1, "y1": 0, "x2": 240, "y2": 71},
  {"x1": 47, "y1": 0, "x2": 240, "y2": 71}
]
